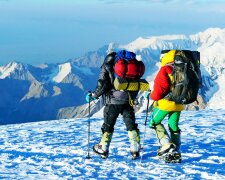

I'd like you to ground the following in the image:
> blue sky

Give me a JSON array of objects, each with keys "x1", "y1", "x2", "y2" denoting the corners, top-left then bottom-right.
[{"x1": 0, "y1": 0, "x2": 225, "y2": 65}]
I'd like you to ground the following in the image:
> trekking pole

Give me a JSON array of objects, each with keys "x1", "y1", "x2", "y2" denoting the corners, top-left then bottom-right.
[
  {"x1": 86, "y1": 92, "x2": 92, "y2": 159},
  {"x1": 142, "y1": 97, "x2": 150, "y2": 147},
  {"x1": 139, "y1": 98, "x2": 154, "y2": 165},
  {"x1": 139, "y1": 96, "x2": 149, "y2": 164}
]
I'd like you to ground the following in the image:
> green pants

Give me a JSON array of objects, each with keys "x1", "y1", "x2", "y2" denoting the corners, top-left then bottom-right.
[{"x1": 149, "y1": 108, "x2": 181, "y2": 132}]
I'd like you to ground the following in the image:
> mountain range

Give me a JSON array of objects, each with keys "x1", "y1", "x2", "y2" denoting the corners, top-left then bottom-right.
[{"x1": 1, "y1": 27, "x2": 225, "y2": 124}]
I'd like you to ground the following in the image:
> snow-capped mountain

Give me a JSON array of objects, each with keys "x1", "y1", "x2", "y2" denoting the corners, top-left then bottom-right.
[
  {"x1": 0, "y1": 61, "x2": 36, "y2": 81},
  {"x1": 0, "y1": 27, "x2": 225, "y2": 124},
  {"x1": 0, "y1": 61, "x2": 99, "y2": 124}
]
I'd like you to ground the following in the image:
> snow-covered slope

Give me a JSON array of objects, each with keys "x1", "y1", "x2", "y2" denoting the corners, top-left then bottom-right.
[
  {"x1": 53, "y1": 63, "x2": 72, "y2": 83},
  {"x1": 208, "y1": 75, "x2": 225, "y2": 108},
  {"x1": 0, "y1": 61, "x2": 36, "y2": 81},
  {"x1": 0, "y1": 109, "x2": 225, "y2": 179},
  {"x1": 0, "y1": 62, "x2": 18, "y2": 79}
]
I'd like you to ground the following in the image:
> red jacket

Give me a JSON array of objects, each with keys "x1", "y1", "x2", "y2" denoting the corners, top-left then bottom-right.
[
  {"x1": 150, "y1": 63, "x2": 184, "y2": 111},
  {"x1": 150, "y1": 65, "x2": 172, "y2": 101}
]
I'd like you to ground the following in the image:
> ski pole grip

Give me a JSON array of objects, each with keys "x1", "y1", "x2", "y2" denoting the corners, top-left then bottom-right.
[{"x1": 88, "y1": 91, "x2": 92, "y2": 96}]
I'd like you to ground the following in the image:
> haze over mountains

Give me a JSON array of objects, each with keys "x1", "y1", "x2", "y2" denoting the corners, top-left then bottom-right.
[{"x1": 0, "y1": 27, "x2": 224, "y2": 124}]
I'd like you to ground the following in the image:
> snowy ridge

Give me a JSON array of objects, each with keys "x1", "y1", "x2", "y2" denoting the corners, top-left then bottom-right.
[
  {"x1": 120, "y1": 35, "x2": 189, "y2": 52},
  {"x1": 191, "y1": 28, "x2": 225, "y2": 68},
  {"x1": 0, "y1": 62, "x2": 20, "y2": 79},
  {"x1": 0, "y1": 109, "x2": 225, "y2": 179},
  {"x1": 53, "y1": 63, "x2": 72, "y2": 83}
]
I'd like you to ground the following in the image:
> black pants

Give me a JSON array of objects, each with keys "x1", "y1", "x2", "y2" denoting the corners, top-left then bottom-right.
[{"x1": 101, "y1": 104, "x2": 138, "y2": 133}]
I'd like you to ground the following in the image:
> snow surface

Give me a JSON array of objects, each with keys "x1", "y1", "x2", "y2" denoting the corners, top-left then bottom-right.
[
  {"x1": 208, "y1": 74, "x2": 225, "y2": 108},
  {"x1": 0, "y1": 109, "x2": 225, "y2": 179},
  {"x1": 53, "y1": 63, "x2": 72, "y2": 83},
  {"x1": 0, "y1": 62, "x2": 19, "y2": 79}
]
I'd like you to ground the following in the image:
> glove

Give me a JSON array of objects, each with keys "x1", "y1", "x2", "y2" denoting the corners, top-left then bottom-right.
[
  {"x1": 143, "y1": 90, "x2": 151, "y2": 99},
  {"x1": 85, "y1": 92, "x2": 96, "y2": 102}
]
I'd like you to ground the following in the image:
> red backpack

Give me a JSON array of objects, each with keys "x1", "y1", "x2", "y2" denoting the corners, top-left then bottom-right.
[{"x1": 114, "y1": 50, "x2": 145, "y2": 79}]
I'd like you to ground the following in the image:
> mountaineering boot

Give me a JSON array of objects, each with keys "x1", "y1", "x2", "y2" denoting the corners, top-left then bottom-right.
[
  {"x1": 170, "y1": 131, "x2": 182, "y2": 162},
  {"x1": 156, "y1": 140, "x2": 181, "y2": 163},
  {"x1": 157, "y1": 143, "x2": 176, "y2": 157},
  {"x1": 128, "y1": 130, "x2": 141, "y2": 160},
  {"x1": 159, "y1": 145, "x2": 181, "y2": 163},
  {"x1": 154, "y1": 124, "x2": 171, "y2": 155},
  {"x1": 154, "y1": 123, "x2": 180, "y2": 162},
  {"x1": 93, "y1": 132, "x2": 113, "y2": 159},
  {"x1": 170, "y1": 131, "x2": 181, "y2": 151}
]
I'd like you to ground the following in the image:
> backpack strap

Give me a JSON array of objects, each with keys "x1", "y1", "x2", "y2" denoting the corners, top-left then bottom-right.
[
  {"x1": 124, "y1": 79, "x2": 130, "y2": 90},
  {"x1": 128, "y1": 92, "x2": 134, "y2": 106},
  {"x1": 122, "y1": 60, "x2": 128, "y2": 78}
]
